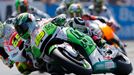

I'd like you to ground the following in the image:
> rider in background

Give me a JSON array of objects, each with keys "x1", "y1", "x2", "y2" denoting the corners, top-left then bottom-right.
[
  {"x1": 67, "y1": 3, "x2": 107, "y2": 47},
  {"x1": 67, "y1": 3, "x2": 126, "y2": 54},
  {"x1": 88, "y1": 0, "x2": 120, "y2": 31},
  {"x1": 0, "y1": 20, "x2": 36, "y2": 75},
  {"x1": 0, "y1": 21, "x2": 14, "y2": 68},
  {"x1": 56, "y1": 0, "x2": 79, "y2": 16},
  {"x1": 12, "y1": 0, "x2": 50, "y2": 18},
  {"x1": 68, "y1": 3, "x2": 83, "y2": 18}
]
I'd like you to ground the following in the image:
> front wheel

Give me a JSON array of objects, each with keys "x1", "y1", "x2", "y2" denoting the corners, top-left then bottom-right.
[{"x1": 49, "y1": 44, "x2": 92, "y2": 75}]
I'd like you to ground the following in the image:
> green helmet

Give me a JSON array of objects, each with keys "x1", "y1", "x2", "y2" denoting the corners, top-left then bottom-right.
[
  {"x1": 93, "y1": 0, "x2": 104, "y2": 13},
  {"x1": 15, "y1": 0, "x2": 29, "y2": 13},
  {"x1": 68, "y1": 3, "x2": 82, "y2": 18},
  {"x1": 62, "y1": 0, "x2": 76, "y2": 7},
  {"x1": 14, "y1": 13, "x2": 36, "y2": 39},
  {"x1": 93, "y1": 0, "x2": 104, "y2": 8}
]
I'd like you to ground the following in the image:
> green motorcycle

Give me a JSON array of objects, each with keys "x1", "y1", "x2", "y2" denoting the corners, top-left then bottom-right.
[{"x1": 14, "y1": 13, "x2": 132, "y2": 75}]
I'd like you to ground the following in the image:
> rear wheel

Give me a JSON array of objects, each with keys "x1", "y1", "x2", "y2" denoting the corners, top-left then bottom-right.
[{"x1": 113, "y1": 55, "x2": 133, "y2": 75}]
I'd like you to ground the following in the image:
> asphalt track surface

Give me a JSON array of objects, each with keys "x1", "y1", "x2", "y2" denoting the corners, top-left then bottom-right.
[{"x1": 0, "y1": 41, "x2": 133, "y2": 75}]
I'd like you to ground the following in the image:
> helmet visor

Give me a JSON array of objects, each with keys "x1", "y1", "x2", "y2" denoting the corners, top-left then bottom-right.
[
  {"x1": 15, "y1": 22, "x2": 28, "y2": 37},
  {"x1": 70, "y1": 12, "x2": 82, "y2": 18},
  {"x1": 17, "y1": 1, "x2": 28, "y2": 13},
  {"x1": 19, "y1": 5, "x2": 27, "y2": 13}
]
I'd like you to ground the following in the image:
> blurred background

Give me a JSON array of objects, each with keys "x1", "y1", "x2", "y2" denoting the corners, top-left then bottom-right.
[
  {"x1": 0, "y1": 0, "x2": 134, "y2": 40},
  {"x1": 0, "y1": 0, "x2": 134, "y2": 75}
]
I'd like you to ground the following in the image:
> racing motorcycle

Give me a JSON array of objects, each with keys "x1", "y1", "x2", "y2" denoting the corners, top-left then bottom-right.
[
  {"x1": 78, "y1": 16, "x2": 132, "y2": 74},
  {"x1": 25, "y1": 19, "x2": 132, "y2": 75},
  {"x1": 24, "y1": 20, "x2": 93, "y2": 75},
  {"x1": 93, "y1": 43, "x2": 132, "y2": 75},
  {"x1": 82, "y1": 15, "x2": 127, "y2": 55},
  {"x1": 2, "y1": 16, "x2": 92, "y2": 75},
  {"x1": 48, "y1": 41, "x2": 132, "y2": 75}
]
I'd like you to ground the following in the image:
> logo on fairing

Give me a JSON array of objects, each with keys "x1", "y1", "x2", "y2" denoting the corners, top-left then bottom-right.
[
  {"x1": 35, "y1": 31, "x2": 45, "y2": 46},
  {"x1": 12, "y1": 34, "x2": 21, "y2": 48}
]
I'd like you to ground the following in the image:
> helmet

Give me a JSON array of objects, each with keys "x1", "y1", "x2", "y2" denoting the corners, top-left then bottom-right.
[
  {"x1": 0, "y1": 22, "x2": 4, "y2": 37},
  {"x1": 14, "y1": 13, "x2": 36, "y2": 39},
  {"x1": 68, "y1": 3, "x2": 82, "y2": 18},
  {"x1": 62, "y1": 0, "x2": 77, "y2": 7},
  {"x1": 15, "y1": 0, "x2": 29, "y2": 13},
  {"x1": 93, "y1": 0, "x2": 104, "y2": 6},
  {"x1": 93, "y1": 0, "x2": 104, "y2": 13}
]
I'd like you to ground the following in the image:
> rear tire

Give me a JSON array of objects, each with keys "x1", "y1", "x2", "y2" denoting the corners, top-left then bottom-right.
[{"x1": 113, "y1": 55, "x2": 133, "y2": 75}]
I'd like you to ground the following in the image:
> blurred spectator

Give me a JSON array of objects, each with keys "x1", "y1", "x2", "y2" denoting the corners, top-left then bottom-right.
[
  {"x1": 88, "y1": 0, "x2": 121, "y2": 31},
  {"x1": 42, "y1": 0, "x2": 59, "y2": 17}
]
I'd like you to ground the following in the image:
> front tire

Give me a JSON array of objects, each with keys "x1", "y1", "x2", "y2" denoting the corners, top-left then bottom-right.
[{"x1": 50, "y1": 47, "x2": 92, "y2": 75}]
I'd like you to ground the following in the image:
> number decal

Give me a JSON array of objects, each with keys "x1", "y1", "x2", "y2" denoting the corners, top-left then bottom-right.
[
  {"x1": 70, "y1": 29, "x2": 84, "y2": 39},
  {"x1": 69, "y1": 29, "x2": 93, "y2": 48},
  {"x1": 80, "y1": 38, "x2": 93, "y2": 48},
  {"x1": 12, "y1": 34, "x2": 21, "y2": 48},
  {"x1": 35, "y1": 31, "x2": 45, "y2": 46},
  {"x1": 44, "y1": 23, "x2": 55, "y2": 30}
]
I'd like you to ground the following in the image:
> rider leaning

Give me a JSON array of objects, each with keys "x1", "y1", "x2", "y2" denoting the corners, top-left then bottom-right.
[
  {"x1": 56, "y1": 0, "x2": 79, "y2": 16},
  {"x1": 67, "y1": 3, "x2": 126, "y2": 52},
  {"x1": 0, "y1": 20, "x2": 35, "y2": 74},
  {"x1": 0, "y1": 21, "x2": 20, "y2": 68},
  {"x1": 14, "y1": 13, "x2": 114, "y2": 73},
  {"x1": 67, "y1": 3, "x2": 107, "y2": 47}
]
